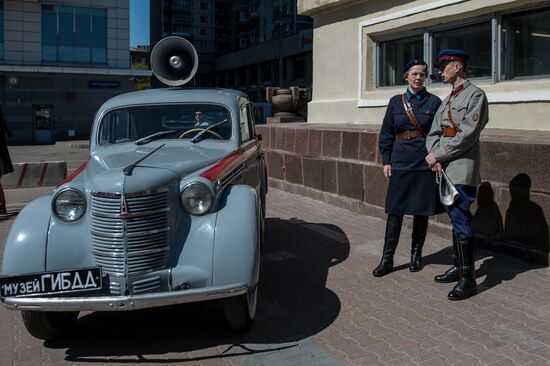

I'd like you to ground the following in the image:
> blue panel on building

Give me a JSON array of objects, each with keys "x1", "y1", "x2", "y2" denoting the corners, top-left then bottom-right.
[{"x1": 89, "y1": 81, "x2": 120, "y2": 89}]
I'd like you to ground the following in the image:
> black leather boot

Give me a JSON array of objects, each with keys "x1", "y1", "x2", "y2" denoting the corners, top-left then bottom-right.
[
  {"x1": 434, "y1": 232, "x2": 460, "y2": 283},
  {"x1": 448, "y1": 237, "x2": 477, "y2": 300},
  {"x1": 409, "y1": 216, "x2": 428, "y2": 272},
  {"x1": 373, "y1": 214, "x2": 403, "y2": 277}
]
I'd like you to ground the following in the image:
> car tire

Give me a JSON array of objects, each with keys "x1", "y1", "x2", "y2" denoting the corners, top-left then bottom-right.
[
  {"x1": 224, "y1": 286, "x2": 257, "y2": 332},
  {"x1": 21, "y1": 311, "x2": 79, "y2": 341}
]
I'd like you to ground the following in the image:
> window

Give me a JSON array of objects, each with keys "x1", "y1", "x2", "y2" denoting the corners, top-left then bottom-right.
[
  {"x1": 41, "y1": 5, "x2": 107, "y2": 65},
  {"x1": 378, "y1": 35, "x2": 423, "y2": 87},
  {"x1": 99, "y1": 104, "x2": 232, "y2": 146},
  {"x1": 296, "y1": 55, "x2": 307, "y2": 79},
  {"x1": 502, "y1": 7, "x2": 550, "y2": 79},
  {"x1": 200, "y1": 2, "x2": 207, "y2": 10},
  {"x1": 373, "y1": 5, "x2": 550, "y2": 88},
  {"x1": 433, "y1": 22, "x2": 492, "y2": 79},
  {"x1": 200, "y1": 28, "x2": 207, "y2": 36},
  {"x1": 240, "y1": 104, "x2": 252, "y2": 142},
  {"x1": 200, "y1": 15, "x2": 207, "y2": 24}
]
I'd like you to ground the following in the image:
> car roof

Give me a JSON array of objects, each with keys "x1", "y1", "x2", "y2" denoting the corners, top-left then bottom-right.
[{"x1": 99, "y1": 88, "x2": 250, "y2": 111}]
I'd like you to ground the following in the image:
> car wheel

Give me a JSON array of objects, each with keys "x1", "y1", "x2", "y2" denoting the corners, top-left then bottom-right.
[
  {"x1": 224, "y1": 286, "x2": 257, "y2": 332},
  {"x1": 21, "y1": 311, "x2": 79, "y2": 341}
]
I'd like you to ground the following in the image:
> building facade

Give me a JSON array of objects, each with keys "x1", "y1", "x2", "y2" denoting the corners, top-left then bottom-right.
[
  {"x1": 0, "y1": 0, "x2": 150, "y2": 143},
  {"x1": 254, "y1": 0, "x2": 550, "y2": 264},
  {"x1": 298, "y1": 0, "x2": 550, "y2": 131},
  {"x1": 150, "y1": 0, "x2": 313, "y2": 93}
]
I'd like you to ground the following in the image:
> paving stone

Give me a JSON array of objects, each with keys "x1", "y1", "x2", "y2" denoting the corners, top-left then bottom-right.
[{"x1": 2, "y1": 188, "x2": 550, "y2": 366}]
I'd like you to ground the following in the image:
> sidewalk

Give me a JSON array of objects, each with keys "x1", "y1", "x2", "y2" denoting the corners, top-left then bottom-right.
[
  {"x1": 266, "y1": 189, "x2": 550, "y2": 365},
  {"x1": 1, "y1": 150, "x2": 550, "y2": 364}
]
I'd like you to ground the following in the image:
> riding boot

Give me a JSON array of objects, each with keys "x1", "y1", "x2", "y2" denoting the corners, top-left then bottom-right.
[
  {"x1": 409, "y1": 215, "x2": 428, "y2": 272},
  {"x1": 434, "y1": 232, "x2": 460, "y2": 283},
  {"x1": 448, "y1": 237, "x2": 477, "y2": 300},
  {"x1": 373, "y1": 214, "x2": 403, "y2": 277}
]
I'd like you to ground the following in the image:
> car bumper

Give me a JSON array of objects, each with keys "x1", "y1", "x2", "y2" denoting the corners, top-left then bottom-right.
[{"x1": 1, "y1": 282, "x2": 248, "y2": 312}]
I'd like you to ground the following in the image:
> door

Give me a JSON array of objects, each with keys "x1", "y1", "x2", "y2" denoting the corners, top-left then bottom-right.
[{"x1": 33, "y1": 105, "x2": 54, "y2": 144}]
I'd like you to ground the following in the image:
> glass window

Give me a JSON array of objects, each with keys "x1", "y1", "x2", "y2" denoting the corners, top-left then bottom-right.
[
  {"x1": 378, "y1": 35, "x2": 423, "y2": 87},
  {"x1": 58, "y1": 7, "x2": 74, "y2": 47},
  {"x1": 433, "y1": 21, "x2": 492, "y2": 79},
  {"x1": 502, "y1": 8, "x2": 550, "y2": 79},
  {"x1": 240, "y1": 105, "x2": 251, "y2": 142},
  {"x1": 41, "y1": 5, "x2": 107, "y2": 65},
  {"x1": 99, "y1": 104, "x2": 232, "y2": 146},
  {"x1": 92, "y1": 9, "x2": 107, "y2": 48}
]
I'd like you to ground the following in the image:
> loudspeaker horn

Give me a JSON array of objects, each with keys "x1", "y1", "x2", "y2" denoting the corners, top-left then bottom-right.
[{"x1": 150, "y1": 36, "x2": 199, "y2": 87}]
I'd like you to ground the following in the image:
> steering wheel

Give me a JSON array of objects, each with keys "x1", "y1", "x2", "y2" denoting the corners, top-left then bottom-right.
[{"x1": 179, "y1": 128, "x2": 223, "y2": 140}]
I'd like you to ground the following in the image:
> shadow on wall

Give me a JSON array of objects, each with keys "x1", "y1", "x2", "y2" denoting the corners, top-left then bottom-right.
[{"x1": 473, "y1": 174, "x2": 549, "y2": 267}]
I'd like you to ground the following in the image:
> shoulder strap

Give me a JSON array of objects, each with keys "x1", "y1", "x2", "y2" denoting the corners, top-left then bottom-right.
[{"x1": 401, "y1": 93, "x2": 426, "y2": 137}]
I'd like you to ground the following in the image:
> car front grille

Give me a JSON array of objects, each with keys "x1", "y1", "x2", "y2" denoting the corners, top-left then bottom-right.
[{"x1": 91, "y1": 188, "x2": 170, "y2": 277}]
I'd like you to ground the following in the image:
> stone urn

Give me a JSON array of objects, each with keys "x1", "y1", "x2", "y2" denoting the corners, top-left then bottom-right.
[{"x1": 265, "y1": 86, "x2": 311, "y2": 123}]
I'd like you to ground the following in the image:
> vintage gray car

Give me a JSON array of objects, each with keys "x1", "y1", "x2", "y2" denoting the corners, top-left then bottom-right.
[{"x1": 0, "y1": 37, "x2": 266, "y2": 340}]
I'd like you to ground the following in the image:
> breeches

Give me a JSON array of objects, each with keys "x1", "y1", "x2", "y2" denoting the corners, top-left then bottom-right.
[{"x1": 445, "y1": 184, "x2": 477, "y2": 239}]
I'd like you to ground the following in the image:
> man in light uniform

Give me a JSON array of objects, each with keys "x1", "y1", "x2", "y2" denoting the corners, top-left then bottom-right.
[{"x1": 425, "y1": 49, "x2": 489, "y2": 301}]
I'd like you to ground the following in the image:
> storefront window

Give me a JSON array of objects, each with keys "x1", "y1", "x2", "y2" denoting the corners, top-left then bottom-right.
[
  {"x1": 433, "y1": 22, "x2": 492, "y2": 79},
  {"x1": 41, "y1": 5, "x2": 107, "y2": 65},
  {"x1": 502, "y1": 8, "x2": 550, "y2": 79},
  {"x1": 378, "y1": 36, "x2": 423, "y2": 87}
]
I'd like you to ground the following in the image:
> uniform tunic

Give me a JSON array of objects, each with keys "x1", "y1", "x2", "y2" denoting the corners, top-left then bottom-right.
[
  {"x1": 425, "y1": 80, "x2": 489, "y2": 238},
  {"x1": 379, "y1": 89, "x2": 442, "y2": 215},
  {"x1": 426, "y1": 80, "x2": 489, "y2": 186}
]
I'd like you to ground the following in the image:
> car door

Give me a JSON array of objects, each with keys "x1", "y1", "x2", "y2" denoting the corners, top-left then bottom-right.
[{"x1": 239, "y1": 102, "x2": 261, "y2": 193}]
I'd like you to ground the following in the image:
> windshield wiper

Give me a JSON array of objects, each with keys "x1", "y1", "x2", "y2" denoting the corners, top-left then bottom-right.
[
  {"x1": 190, "y1": 119, "x2": 228, "y2": 143},
  {"x1": 124, "y1": 143, "x2": 165, "y2": 176},
  {"x1": 135, "y1": 129, "x2": 177, "y2": 146}
]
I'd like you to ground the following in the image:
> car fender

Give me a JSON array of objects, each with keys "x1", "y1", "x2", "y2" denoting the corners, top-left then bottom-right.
[
  {"x1": 212, "y1": 185, "x2": 259, "y2": 288},
  {"x1": 1, "y1": 196, "x2": 52, "y2": 275}
]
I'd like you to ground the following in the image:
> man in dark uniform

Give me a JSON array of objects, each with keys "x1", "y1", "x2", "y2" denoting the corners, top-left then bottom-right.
[{"x1": 425, "y1": 49, "x2": 489, "y2": 300}]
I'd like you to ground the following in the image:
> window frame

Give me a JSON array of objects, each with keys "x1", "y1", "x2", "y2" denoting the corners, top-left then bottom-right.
[
  {"x1": 374, "y1": 15, "x2": 495, "y2": 89},
  {"x1": 371, "y1": 5, "x2": 550, "y2": 91}
]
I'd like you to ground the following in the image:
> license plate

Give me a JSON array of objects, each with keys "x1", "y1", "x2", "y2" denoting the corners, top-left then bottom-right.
[{"x1": 0, "y1": 267, "x2": 102, "y2": 298}]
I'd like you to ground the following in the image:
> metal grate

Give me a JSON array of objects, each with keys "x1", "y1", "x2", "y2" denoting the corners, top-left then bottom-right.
[{"x1": 91, "y1": 188, "x2": 170, "y2": 277}]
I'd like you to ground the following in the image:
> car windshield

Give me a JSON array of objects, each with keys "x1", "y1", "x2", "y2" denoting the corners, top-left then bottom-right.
[{"x1": 98, "y1": 104, "x2": 232, "y2": 146}]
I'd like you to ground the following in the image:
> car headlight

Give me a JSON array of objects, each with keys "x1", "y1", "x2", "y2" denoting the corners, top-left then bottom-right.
[
  {"x1": 52, "y1": 188, "x2": 87, "y2": 222},
  {"x1": 180, "y1": 182, "x2": 213, "y2": 215}
]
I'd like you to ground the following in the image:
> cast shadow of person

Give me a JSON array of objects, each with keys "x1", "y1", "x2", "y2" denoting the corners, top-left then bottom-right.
[
  {"x1": 474, "y1": 175, "x2": 549, "y2": 292},
  {"x1": 48, "y1": 217, "x2": 349, "y2": 363}
]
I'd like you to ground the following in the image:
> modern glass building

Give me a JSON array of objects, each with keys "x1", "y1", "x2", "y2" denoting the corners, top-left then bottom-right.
[{"x1": 0, "y1": 0, "x2": 151, "y2": 143}]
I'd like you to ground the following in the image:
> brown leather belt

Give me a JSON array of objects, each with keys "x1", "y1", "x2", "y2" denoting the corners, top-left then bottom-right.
[
  {"x1": 396, "y1": 130, "x2": 423, "y2": 139},
  {"x1": 442, "y1": 127, "x2": 459, "y2": 137}
]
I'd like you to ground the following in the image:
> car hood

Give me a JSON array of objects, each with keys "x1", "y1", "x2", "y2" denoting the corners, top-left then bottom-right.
[
  {"x1": 95, "y1": 144, "x2": 228, "y2": 174},
  {"x1": 84, "y1": 144, "x2": 229, "y2": 192}
]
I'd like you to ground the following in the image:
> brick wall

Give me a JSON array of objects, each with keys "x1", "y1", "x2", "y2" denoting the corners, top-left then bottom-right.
[{"x1": 257, "y1": 123, "x2": 550, "y2": 266}]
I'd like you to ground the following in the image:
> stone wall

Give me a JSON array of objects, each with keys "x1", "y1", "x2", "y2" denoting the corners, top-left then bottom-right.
[{"x1": 257, "y1": 123, "x2": 550, "y2": 266}]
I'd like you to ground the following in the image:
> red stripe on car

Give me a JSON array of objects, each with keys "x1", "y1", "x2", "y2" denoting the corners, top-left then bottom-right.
[
  {"x1": 200, "y1": 150, "x2": 241, "y2": 182},
  {"x1": 62, "y1": 158, "x2": 90, "y2": 184}
]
